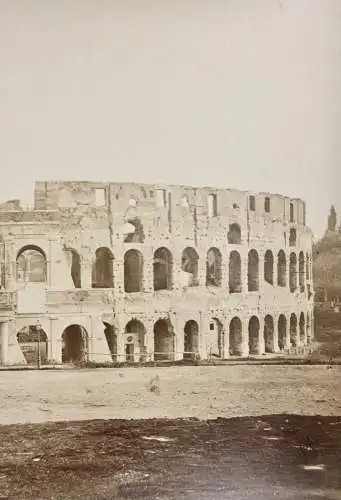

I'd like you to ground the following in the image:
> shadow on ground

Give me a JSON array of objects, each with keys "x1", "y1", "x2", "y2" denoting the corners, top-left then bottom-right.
[{"x1": 0, "y1": 414, "x2": 340, "y2": 499}]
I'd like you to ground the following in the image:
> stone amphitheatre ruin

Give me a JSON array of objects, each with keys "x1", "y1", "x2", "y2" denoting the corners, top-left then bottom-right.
[{"x1": 0, "y1": 181, "x2": 314, "y2": 365}]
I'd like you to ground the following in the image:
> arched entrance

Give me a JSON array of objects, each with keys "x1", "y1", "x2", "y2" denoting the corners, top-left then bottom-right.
[
  {"x1": 306, "y1": 312, "x2": 312, "y2": 344},
  {"x1": 103, "y1": 322, "x2": 117, "y2": 362},
  {"x1": 17, "y1": 325, "x2": 48, "y2": 364},
  {"x1": 154, "y1": 319, "x2": 174, "y2": 361},
  {"x1": 229, "y1": 317, "x2": 242, "y2": 356},
  {"x1": 62, "y1": 325, "x2": 89, "y2": 363},
  {"x1": 289, "y1": 253, "x2": 297, "y2": 293},
  {"x1": 248, "y1": 316, "x2": 260, "y2": 355},
  {"x1": 207, "y1": 318, "x2": 223, "y2": 358},
  {"x1": 92, "y1": 247, "x2": 114, "y2": 288},
  {"x1": 16, "y1": 245, "x2": 47, "y2": 283},
  {"x1": 125, "y1": 320, "x2": 146, "y2": 362},
  {"x1": 278, "y1": 315, "x2": 287, "y2": 351},
  {"x1": 206, "y1": 248, "x2": 222, "y2": 287},
  {"x1": 248, "y1": 250, "x2": 259, "y2": 292},
  {"x1": 181, "y1": 247, "x2": 199, "y2": 287},
  {"x1": 264, "y1": 250, "x2": 274, "y2": 285},
  {"x1": 290, "y1": 314, "x2": 297, "y2": 347},
  {"x1": 264, "y1": 315, "x2": 274, "y2": 353},
  {"x1": 184, "y1": 320, "x2": 199, "y2": 359},
  {"x1": 124, "y1": 249, "x2": 144, "y2": 293},
  {"x1": 277, "y1": 250, "x2": 286, "y2": 287},
  {"x1": 229, "y1": 251, "x2": 241, "y2": 293}
]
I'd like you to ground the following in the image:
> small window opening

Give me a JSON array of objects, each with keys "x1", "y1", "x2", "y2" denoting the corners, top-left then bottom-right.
[
  {"x1": 210, "y1": 322, "x2": 215, "y2": 331},
  {"x1": 264, "y1": 197, "x2": 270, "y2": 213},
  {"x1": 208, "y1": 194, "x2": 218, "y2": 217},
  {"x1": 249, "y1": 195, "x2": 256, "y2": 211},
  {"x1": 95, "y1": 188, "x2": 105, "y2": 206}
]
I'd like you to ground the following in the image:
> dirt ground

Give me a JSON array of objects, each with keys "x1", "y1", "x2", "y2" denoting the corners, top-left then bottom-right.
[{"x1": 0, "y1": 365, "x2": 340, "y2": 425}]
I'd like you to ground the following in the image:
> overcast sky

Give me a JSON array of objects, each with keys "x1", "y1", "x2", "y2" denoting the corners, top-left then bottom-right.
[{"x1": 0, "y1": 0, "x2": 340, "y2": 239}]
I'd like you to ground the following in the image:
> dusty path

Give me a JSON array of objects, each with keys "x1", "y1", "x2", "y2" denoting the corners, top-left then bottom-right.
[{"x1": 0, "y1": 365, "x2": 340, "y2": 425}]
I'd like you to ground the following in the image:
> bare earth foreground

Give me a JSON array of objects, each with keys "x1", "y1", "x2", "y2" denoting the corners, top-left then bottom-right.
[{"x1": 0, "y1": 366, "x2": 340, "y2": 499}]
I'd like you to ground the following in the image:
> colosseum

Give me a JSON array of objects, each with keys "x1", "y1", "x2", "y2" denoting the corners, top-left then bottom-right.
[{"x1": 0, "y1": 181, "x2": 314, "y2": 365}]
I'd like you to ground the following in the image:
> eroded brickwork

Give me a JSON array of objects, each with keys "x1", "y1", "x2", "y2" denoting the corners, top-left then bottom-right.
[{"x1": 0, "y1": 181, "x2": 314, "y2": 365}]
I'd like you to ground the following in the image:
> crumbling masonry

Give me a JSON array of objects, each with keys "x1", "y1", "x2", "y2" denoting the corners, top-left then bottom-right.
[{"x1": 0, "y1": 181, "x2": 314, "y2": 365}]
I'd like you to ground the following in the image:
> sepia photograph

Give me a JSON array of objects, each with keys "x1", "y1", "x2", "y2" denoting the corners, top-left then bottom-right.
[{"x1": 0, "y1": 1, "x2": 340, "y2": 498}]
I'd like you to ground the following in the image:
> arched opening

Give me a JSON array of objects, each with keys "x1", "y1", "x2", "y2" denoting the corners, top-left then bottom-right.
[
  {"x1": 92, "y1": 247, "x2": 114, "y2": 288},
  {"x1": 290, "y1": 314, "x2": 297, "y2": 347},
  {"x1": 154, "y1": 319, "x2": 174, "y2": 361},
  {"x1": 153, "y1": 247, "x2": 173, "y2": 291},
  {"x1": 62, "y1": 325, "x2": 89, "y2": 363},
  {"x1": 123, "y1": 217, "x2": 145, "y2": 243},
  {"x1": 124, "y1": 249, "x2": 144, "y2": 293},
  {"x1": 249, "y1": 316, "x2": 260, "y2": 355},
  {"x1": 248, "y1": 250, "x2": 259, "y2": 292},
  {"x1": 299, "y1": 312, "x2": 306, "y2": 345},
  {"x1": 299, "y1": 251, "x2": 305, "y2": 292},
  {"x1": 207, "y1": 318, "x2": 223, "y2": 358},
  {"x1": 229, "y1": 317, "x2": 242, "y2": 356},
  {"x1": 277, "y1": 250, "x2": 286, "y2": 287},
  {"x1": 229, "y1": 251, "x2": 241, "y2": 293},
  {"x1": 227, "y1": 224, "x2": 241, "y2": 244},
  {"x1": 289, "y1": 228, "x2": 297, "y2": 246},
  {"x1": 278, "y1": 315, "x2": 287, "y2": 350},
  {"x1": 264, "y1": 250, "x2": 274, "y2": 285},
  {"x1": 181, "y1": 247, "x2": 199, "y2": 287},
  {"x1": 184, "y1": 320, "x2": 199, "y2": 359},
  {"x1": 103, "y1": 322, "x2": 117, "y2": 362},
  {"x1": 16, "y1": 245, "x2": 47, "y2": 283},
  {"x1": 125, "y1": 320, "x2": 146, "y2": 362},
  {"x1": 70, "y1": 250, "x2": 81, "y2": 288},
  {"x1": 289, "y1": 253, "x2": 297, "y2": 293},
  {"x1": 16, "y1": 325, "x2": 48, "y2": 364},
  {"x1": 206, "y1": 248, "x2": 222, "y2": 287},
  {"x1": 264, "y1": 315, "x2": 275, "y2": 353}
]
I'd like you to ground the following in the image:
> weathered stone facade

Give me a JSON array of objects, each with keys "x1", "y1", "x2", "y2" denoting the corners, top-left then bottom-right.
[{"x1": 0, "y1": 181, "x2": 314, "y2": 365}]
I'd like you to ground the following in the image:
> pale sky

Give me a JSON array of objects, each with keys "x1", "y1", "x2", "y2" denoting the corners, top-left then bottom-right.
[{"x1": 0, "y1": 0, "x2": 340, "y2": 239}]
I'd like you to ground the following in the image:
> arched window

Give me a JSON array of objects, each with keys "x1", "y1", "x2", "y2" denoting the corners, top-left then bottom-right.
[
  {"x1": 181, "y1": 247, "x2": 199, "y2": 287},
  {"x1": 92, "y1": 247, "x2": 114, "y2": 288},
  {"x1": 277, "y1": 250, "x2": 286, "y2": 287},
  {"x1": 289, "y1": 253, "x2": 297, "y2": 293},
  {"x1": 264, "y1": 250, "x2": 274, "y2": 285},
  {"x1": 229, "y1": 251, "x2": 241, "y2": 293},
  {"x1": 229, "y1": 317, "x2": 242, "y2": 356},
  {"x1": 299, "y1": 251, "x2": 305, "y2": 292},
  {"x1": 124, "y1": 249, "x2": 144, "y2": 293},
  {"x1": 16, "y1": 245, "x2": 47, "y2": 283},
  {"x1": 154, "y1": 319, "x2": 174, "y2": 361},
  {"x1": 206, "y1": 248, "x2": 222, "y2": 287},
  {"x1": 153, "y1": 247, "x2": 173, "y2": 291},
  {"x1": 227, "y1": 224, "x2": 241, "y2": 244},
  {"x1": 248, "y1": 250, "x2": 259, "y2": 292}
]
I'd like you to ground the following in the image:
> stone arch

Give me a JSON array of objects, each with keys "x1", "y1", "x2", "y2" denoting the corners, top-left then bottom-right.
[
  {"x1": 153, "y1": 247, "x2": 173, "y2": 291},
  {"x1": 16, "y1": 325, "x2": 48, "y2": 364},
  {"x1": 229, "y1": 317, "x2": 242, "y2": 356},
  {"x1": 264, "y1": 315, "x2": 275, "y2": 353},
  {"x1": 248, "y1": 250, "x2": 259, "y2": 292},
  {"x1": 124, "y1": 249, "x2": 144, "y2": 293},
  {"x1": 62, "y1": 324, "x2": 89, "y2": 363},
  {"x1": 184, "y1": 320, "x2": 199, "y2": 359},
  {"x1": 248, "y1": 316, "x2": 260, "y2": 355},
  {"x1": 206, "y1": 248, "x2": 222, "y2": 287},
  {"x1": 229, "y1": 251, "x2": 241, "y2": 293},
  {"x1": 299, "y1": 312, "x2": 306, "y2": 344},
  {"x1": 306, "y1": 312, "x2": 312, "y2": 344},
  {"x1": 103, "y1": 322, "x2": 117, "y2": 362},
  {"x1": 181, "y1": 247, "x2": 199, "y2": 287},
  {"x1": 16, "y1": 245, "x2": 47, "y2": 283},
  {"x1": 277, "y1": 250, "x2": 286, "y2": 287},
  {"x1": 264, "y1": 250, "x2": 274, "y2": 285},
  {"x1": 154, "y1": 319, "x2": 174, "y2": 361},
  {"x1": 289, "y1": 253, "x2": 297, "y2": 293},
  {"x1": 207, "y1": 318, "x2": 224, "y2": 358},
  {"x1": 290, "y1": 313, "x2": 298, "y2": 347},
  {"x1": 227, "y1": 224, "x2": 241, "y2": 244},
  {"x1": 123, "y1": 217, "x2": 145, "y2": 243},
  {"x1": 299, "y1": 251, "x2": 305, "y2": 292},
  {"x1": 64, "y1": 248, "x2": 81, "y2": 288},
  {"x1": 125, "y1": 319, "x2": 146, "y2": 362},
  {"x1": 92, "y1": 247, "x2": 114, "y2": 288}
]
